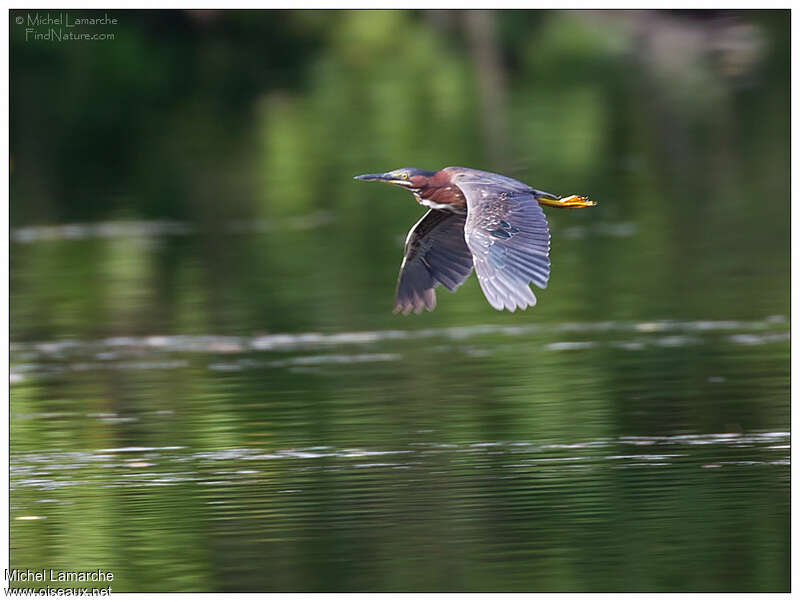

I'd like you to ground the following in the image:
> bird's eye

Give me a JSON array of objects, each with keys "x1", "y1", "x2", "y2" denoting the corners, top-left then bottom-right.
[{"x1": 402, "y1": 173, "x2": 409, "y2": 180}]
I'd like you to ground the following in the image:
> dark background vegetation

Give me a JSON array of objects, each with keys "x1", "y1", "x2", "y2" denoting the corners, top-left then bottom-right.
[
  {"x1": 10, "y1": 10, "x2": 790, "y2": 336},
  {"x1": 10, "y1": 10, "x2": 789, "y2": 592}
]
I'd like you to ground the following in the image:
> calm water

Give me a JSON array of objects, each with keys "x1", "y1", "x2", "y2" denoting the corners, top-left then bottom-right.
[
  {"x1": 10, "y1": 10, "x2": 789, "y2": 593},
  {"x1": 10, "y1": 220, "x2": 790, "y2": 592}
]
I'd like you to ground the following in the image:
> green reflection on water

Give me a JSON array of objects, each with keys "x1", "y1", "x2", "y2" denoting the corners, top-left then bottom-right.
[{"x1": 11, "y1": 9, "x2": 789, "y2": 593}]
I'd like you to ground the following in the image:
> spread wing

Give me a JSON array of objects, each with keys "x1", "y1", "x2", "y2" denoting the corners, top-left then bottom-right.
[
  {"x1": 394, "y1": 209, "x2": 474, "y2": 315},
  {"x1": 450, "y1": 171, "x2": 551, "y2": 311}
]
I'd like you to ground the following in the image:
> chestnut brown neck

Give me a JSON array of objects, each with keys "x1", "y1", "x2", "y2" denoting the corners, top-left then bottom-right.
[{"x1": 415, "y1": 170, "x2": 467, "y2": 212}]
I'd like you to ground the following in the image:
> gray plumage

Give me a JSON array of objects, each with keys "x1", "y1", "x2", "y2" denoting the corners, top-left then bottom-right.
[
  {"x1": 395, "y1": 167, "x2": 551, "y2": 313},
  {"x1": 394, "y1": 210, "x2": 474, "y2": 315}
]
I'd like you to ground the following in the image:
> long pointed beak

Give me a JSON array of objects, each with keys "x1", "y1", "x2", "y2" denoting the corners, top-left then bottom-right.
[
  {"x1": 354, "y1": 172, "x2": 414, "y2": 188},
  {"x1": 354, "y1": 173, "x2": 390, "y2": 182}
]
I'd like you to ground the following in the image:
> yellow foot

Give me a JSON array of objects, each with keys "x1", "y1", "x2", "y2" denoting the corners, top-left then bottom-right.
[{"x1": 535, "y1": 194, "x2": 596, "y2": 209}]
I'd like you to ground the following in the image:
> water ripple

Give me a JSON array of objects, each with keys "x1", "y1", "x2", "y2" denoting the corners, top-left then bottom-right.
[
  {"x1": 11, "y1": 431, "x2": 789, "y2": 496},
  {"x1": 10, "y1": 213, "x2": 335, "y2": 244},
  {"x1": 11, "y1": 316, "x2": 788, "y2": 358}
]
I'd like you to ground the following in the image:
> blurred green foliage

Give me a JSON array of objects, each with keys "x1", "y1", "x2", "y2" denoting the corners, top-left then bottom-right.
[
  {"x1": 10, "y1": 10, "x2": 789, "y2": 592},
  {"x1": 10, "y1": 10, "x2": 791, "y2": 338},
  {"x1": 11, "y1": 10, "x2": 789, "y2": 219},
  {"x1": 10, "y1": 10, "x2": 790, "y2": 344}
]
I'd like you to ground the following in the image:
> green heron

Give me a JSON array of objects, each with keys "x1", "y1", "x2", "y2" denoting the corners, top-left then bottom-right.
[{"x1": 355, "y1": 166, "x2": 595, "y2": 314}]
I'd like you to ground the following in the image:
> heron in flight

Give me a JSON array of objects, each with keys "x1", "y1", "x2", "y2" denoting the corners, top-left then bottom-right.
[{"x1": 355, "y1": 166, "x2": 595, "y2": 314}]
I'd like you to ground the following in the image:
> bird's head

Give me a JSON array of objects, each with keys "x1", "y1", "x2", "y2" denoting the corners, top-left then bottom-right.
[{"x1": 354, "y1": 168, "x2": 436, "y2": 191}]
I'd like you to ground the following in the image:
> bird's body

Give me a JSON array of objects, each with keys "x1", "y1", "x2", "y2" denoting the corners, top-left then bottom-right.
[{"x1": 355, "y1": 167, "x2": 595, "y2": 314}]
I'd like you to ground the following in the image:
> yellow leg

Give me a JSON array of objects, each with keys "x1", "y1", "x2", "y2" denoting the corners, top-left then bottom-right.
[{"x1": 535, "y1": 194, "x2": 596, "y2": 209}]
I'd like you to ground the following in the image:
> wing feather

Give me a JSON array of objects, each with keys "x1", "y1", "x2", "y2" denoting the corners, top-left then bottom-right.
[
  {"x1": 394, "y1": 209, "x2": 474, "y2": 315},
  {"x1": 448, "y1": 169, "x2": 551, "y2": 312}
]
